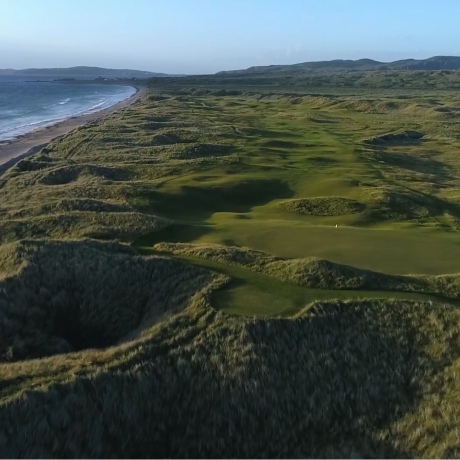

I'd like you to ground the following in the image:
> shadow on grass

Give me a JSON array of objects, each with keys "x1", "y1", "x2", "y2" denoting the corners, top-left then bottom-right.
[
  {"x1": 131, "y1": 178, "x2": 294, "y2": 221},
  {"x1": 134, "y1": 222, "x2": 213, "y2": 247},
  {"x1": 1, "y1": 299, "x2": 435, "y2": 457},
  {"x1": 373, "y1": 148, "x2": 452, "y2": 181},
  {"x1": 235, "y1": 302, "x2": 424, "y2": 457},
  {"x1": 368, "y1": 183, "x2": 460, "y2": 223},
  {"x1": 240, "y1": 127, "x2": 304, "y2": 139},
  {"x1": 261, "y1": 139, "x2": 302, "y2": 149}
]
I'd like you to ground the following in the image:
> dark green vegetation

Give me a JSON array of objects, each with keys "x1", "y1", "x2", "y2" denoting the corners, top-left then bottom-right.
[
  {"x1": 2, "y1": 71, "x2": 460, "y2": 457},
  {"x1": 153, "y1": 56, "x2": 460, "y2": 91},
  {"x1": 219, "y1": 55, "x2": 460, "y2": 74}
]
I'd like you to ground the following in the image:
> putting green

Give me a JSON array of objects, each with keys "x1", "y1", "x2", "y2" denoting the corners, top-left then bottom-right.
[{"x1": 188, "y1": 217, "x2": 460, "y2": 275}]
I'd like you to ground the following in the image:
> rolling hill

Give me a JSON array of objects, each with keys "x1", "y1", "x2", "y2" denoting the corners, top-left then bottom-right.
[
  {"x1": 0, "y1": 66, "x2": 171, "y2": 79},
  {"x1": 218, "y1": 55, "x2": 460, "y2": 75}
]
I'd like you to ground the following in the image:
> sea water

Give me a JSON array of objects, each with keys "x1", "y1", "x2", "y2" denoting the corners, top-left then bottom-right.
[{"x1": 0, "y1": 77, "x2": 136, "y2": 141}]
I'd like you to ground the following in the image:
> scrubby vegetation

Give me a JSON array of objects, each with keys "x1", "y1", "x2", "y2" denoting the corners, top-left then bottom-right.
[
  {"x1": 2, "y1": 294, "x2": 460, "y2": 457},
  {"x1": 279, "y1": 196, "x2": 365, "y2": 216},
  {"x1": 363, "y1": 130, "x2": 425, "y2": 145},
  {"x1": 0, "y1": 239, "x2": 224, "y2": 361},
  {"x1": 2, "y1": 72, "x2": 460, "y2": 457}
]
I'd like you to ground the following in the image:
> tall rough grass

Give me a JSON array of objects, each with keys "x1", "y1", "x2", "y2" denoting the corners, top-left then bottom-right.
[
  {"x1": 0, "y1": 239, "x2": 225, "y2": 362},
  {"x1": 279, "y1": 196, "x2": 365, "y2": 216},
  {"x1": 1, "y1": 293, "x2": 460, "y2": 457},
  {"x1": 0, "y1": 94, "x2": 236, "y2": 243}
]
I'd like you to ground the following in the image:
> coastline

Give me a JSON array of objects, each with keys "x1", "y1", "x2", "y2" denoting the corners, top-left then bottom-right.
[{"x1": 0, "y1": 84, "x2": 149, "y2": 174}]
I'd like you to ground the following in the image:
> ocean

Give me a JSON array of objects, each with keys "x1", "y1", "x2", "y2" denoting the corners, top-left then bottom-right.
[{"x1": 0, "y1": 78, "x2": 136, "y2": 141}]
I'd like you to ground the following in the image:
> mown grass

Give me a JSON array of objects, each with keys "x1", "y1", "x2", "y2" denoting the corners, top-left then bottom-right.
[
  {"x1": 1, "y1": 79, "x2": 460, "y2": 457},
  {"x1": 149, "y1": 242, "x2": 460, "y2": 313},
  {"x1": 125, "y1": 89, "x2": 460, "y2": 276},
  {"x1": 138, "y1": 217, "x2": 460, "y2": 275},
  {"x1": 140, "y1": 245, "x2": 452, "y2": 317}
]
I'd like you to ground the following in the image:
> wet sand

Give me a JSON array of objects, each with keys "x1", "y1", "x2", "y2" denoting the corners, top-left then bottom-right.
[{"x1": 0, "y1": 84, "x2": 149, "y2": 174}]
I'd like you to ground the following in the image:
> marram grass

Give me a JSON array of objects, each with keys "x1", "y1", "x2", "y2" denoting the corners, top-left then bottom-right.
[
  {"x1": 1, "y1": 258, "x2": 460, "y2": 458},
  {"x1": 1, "y1": 82, "x2": 460, "y2": 457}
]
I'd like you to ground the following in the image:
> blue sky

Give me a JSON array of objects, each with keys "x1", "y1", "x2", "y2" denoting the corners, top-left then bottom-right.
[{"x1": 1, "y1": 0, "x2": 459, "y2": 74}]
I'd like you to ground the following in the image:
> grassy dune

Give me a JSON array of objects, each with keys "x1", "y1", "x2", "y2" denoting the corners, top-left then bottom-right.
[
  {"x1": 2, "y1": 280, "x2": 460, "y2": 457},
  {"x1": 0, "y1": 239, "x2": 225, "y2": 362},
  {"x1": 1, "y1": 80, "x2": 460, "y2": 456}
]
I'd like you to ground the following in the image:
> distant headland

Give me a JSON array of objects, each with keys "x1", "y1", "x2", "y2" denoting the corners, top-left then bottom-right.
[{"x1": 0, "y1": 66, "x2": 175, "y2": 80}]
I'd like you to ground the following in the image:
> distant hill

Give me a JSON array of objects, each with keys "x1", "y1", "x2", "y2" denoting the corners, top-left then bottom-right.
[
  {"x1": 218, "y1": 56, "x2": 460, "y2": 75},
  {"x1": 0, "y1": 66, "x2": 171, "y2": 79}
]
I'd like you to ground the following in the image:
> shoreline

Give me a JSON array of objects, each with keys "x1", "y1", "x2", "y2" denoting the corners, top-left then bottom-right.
[{"x1": 0, "y1": 84, "x2": 149, "y2": 174}]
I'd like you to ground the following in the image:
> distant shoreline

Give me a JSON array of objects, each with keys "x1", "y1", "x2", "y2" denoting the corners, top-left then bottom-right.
[{"x1": 0, "y1": 84, "x2": 149, "y2": 175}]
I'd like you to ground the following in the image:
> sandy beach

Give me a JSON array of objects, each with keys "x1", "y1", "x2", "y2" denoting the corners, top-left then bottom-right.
[{"x1": 0, "y1": 84, "x2": 149, "y2": 174}]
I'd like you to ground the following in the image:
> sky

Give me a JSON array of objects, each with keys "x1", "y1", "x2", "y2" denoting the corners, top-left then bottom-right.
[{"x1": 1, "y1": 0, "x2": 459, "y2": 74}]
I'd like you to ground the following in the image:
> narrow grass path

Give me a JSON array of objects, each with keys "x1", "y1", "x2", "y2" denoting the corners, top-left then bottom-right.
[{"x1": 137, "y1": 246, "x2": 452, "y2": 317}]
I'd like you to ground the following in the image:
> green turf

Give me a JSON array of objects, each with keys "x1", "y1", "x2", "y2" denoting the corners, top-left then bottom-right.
[
  {"x1": 131, "y1": 90, "x2": 460, "y2": 279},
  {"x1": 214, "y1": 281, "x2": 448, "y2": 317},
  {"x1": 174, "y1": 219, "x2": 460, "y2": 275},
  {"x1": 3, "y1": 81, "x2": 460, "y2": 457},
  {"x1": 3, "y1": 87, "x2": 460, "y2": 303},
  {"x1": 139, "y1": 247, "x2": 454, "y2": 317},
  {"x1": 127, "y1": 89, "x2": 460, "y2": 314}
]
